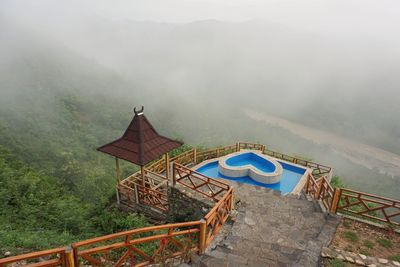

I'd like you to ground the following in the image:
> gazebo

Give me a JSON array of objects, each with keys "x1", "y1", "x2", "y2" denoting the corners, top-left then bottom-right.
[{"x1": 97, "y1": 106, "x2": 183, "y2": 187}]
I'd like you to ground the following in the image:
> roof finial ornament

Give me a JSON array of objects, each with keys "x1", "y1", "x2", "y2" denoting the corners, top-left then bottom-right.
[{"x1": 134, "y1": 106, "x2": 144, "y2": 115}]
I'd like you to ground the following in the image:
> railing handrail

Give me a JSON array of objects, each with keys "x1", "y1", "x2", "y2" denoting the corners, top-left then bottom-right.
[
  {"x1": 170, "y1": 148, "x2": 195, "y2": 162},
  {"x1": 72, "y1": 221, "x2": 201, "y2": 248},
  {"x1": 263, "y1": 147, "x2": 332, "y2": 171},
  {"x1": 173, "y1": 162, "x2": 230, "y2": 190},
  {"x1": 340, "y1": 188, "x2": 400, "y2": 204},
  {"x1": 204, "y1": 187, "x2": 233, "y2": 221},
  {"x1": 0, "y1": 247, "x2": 65, "y2": 265}
]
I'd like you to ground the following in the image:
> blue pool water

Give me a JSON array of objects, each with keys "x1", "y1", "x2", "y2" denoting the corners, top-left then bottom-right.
[
  {"x1": 196, "y1": 160, "x2": 305, "y2": 194},
  {"x1": 226, "y1": 152, "x2": 276, "y2": 172}
]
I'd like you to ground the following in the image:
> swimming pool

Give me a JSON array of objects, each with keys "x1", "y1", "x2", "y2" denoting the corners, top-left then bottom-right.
[
  {"x1": 219, "y1": 151, "x2": 283, "y2": 184},
  {"x1": 196, "y1": 158, "x2": 307, "y2": 195}
]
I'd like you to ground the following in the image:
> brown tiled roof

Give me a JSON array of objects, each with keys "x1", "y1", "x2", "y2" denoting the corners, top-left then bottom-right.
[{"x1": 97, "y1": 107, "x2": 183, "y2": 166}]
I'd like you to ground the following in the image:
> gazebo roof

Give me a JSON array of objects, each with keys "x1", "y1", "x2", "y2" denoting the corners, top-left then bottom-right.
[{"x1": 97, "y1": 107, "x2": 183, "y2": 166}]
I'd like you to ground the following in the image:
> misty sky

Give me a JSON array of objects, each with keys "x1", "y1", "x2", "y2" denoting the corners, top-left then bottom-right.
[{"x1": 2, "y1": 0, "x2": 400, "y2": 37}]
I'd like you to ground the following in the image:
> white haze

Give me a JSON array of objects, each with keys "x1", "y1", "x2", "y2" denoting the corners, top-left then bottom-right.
[{"x1": 1, "y1": 0, "x2": 400, "y2": 198}]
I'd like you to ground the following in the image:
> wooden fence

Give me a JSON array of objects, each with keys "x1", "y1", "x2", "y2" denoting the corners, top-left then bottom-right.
[
  {"x1": 304, "y1": 174, "x2": 400, "y2": 228},
  {"x1": 262, "y1": 149, "x2": 332, "y2": 179},
  {"x1": 118, "y1": 170, "x2": 169, "y2": 212},
  {"x1": 336, "y1": 189, "x2": 400, "y2": 227},
  {"x1": 0, "y1": 247, "x2": 69, "y2": 267},
  {"x1": 172, "y1": 162, "x2": 230, "y2": 202},
  {"x1": 170, "y1": 149, "x2": 196, "y2": 166},
  {"x1": 71, "y1": 222, "x2": 202, "y2": 267},
  {"x1": 204, "y1": 187, "x2": 234, "y2": 246}
]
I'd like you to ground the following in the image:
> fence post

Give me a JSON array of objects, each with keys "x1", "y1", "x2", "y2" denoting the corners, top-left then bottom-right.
[
  {"x1": 236, "y1": 142, "x2": 240, "y2": 152},
  {"x1": 315, "y1": 179, "x2": 323, "y2": 200},
  {"x1": 172, "y1": 163, "x2": 177, "y2": 186},
  {"x1": 216, "y1": 148, "x2": 220, "y2": 157},
  {"x1": 305, "y1": 174, "x2": 310, "y2": 194},
  {"x1": 199, "y1": 219, "x2": 207, "y2": 254},
  {"x1": 65, "y1": 246, "x2": 75, "y2": 267},
  {"x1": 193, "y1": 148, "x2": 197, "y2": 164},
  {"x1": 330, "y1": 188, "x2": 341, "y2": 213}
]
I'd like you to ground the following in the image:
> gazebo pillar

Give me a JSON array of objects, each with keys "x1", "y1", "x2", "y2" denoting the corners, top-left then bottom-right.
[
  {"x1": 115, "y1": 157, "x2": 121, "y2": 182},
  {"x1": 165, "y1": 153, "x2": 170, "y2": 180}
]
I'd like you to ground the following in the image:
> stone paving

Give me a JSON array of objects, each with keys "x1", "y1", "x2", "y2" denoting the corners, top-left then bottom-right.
[{"x1": 192, "y1": 183, "x2": 341, "y2": 267}]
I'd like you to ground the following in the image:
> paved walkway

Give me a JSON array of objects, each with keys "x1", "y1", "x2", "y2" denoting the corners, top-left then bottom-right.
[{"x1": 192, "y1": 183, "x2": 340, "y2": 267}]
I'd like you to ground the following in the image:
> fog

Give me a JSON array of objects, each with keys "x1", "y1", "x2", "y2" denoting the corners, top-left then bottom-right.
[{"x1": 1, "y1": 0, "x2": 400, "y2": 198}]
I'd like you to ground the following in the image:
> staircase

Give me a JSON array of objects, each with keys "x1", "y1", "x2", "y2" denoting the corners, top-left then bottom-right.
[{"x1": 190, "y1": 183, "x2": 340, "y2": 267}]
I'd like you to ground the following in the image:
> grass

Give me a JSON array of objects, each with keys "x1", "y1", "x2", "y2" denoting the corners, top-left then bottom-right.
[
  {"x1": 377, "y1": 238, "x2": 392, "y2": 248},
  {"x1": 363, "y1": 240, "x2": 375, "y2": 249},
  {"x1": 389, "y1": 255, "x2": 400, "y2": 262},
  {"x1": 343, "y1": 231, "x2": 359, "y2": 243},
  {"x1": 328, "y1": 259, "x2": 347, "y2": 267}
]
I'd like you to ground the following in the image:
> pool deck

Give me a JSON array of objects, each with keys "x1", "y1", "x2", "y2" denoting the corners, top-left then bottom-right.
[{"x1": 192, "y1": 182, "x2": 341, "y2": 266}]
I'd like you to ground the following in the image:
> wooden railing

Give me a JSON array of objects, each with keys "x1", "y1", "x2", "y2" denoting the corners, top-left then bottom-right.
[
  {"x1": 204, "y1": 187, "x2": 234, "y2": 246},
  {"x1": 71, "y1": 222, "x2": 202, "y2": 267},
  {"x1": 262, "y1": 148, "x2": 332, "y2": 179},
  {"x1": 119, "y1": 170, "x2": 169, "y2": 212},
  {"x1": 238, "y1": 142, "x2": 265, "y2": 151},
  {"x1": 337, "y1": 189, "x2": 400, "y2": 227},
  {"x1": 170, "y1": 149, "x2": 196, "y2": 166},
  {"x1": 146, "y1": 157, "x2": 166, "y2": 174},
  {"x1": 304, "y1": 173, "x2": 320, "y2": 199},
  {"x1": 316, "y1": 176, "x2": 335, "y2": 211},
  {"x1": 305, "y1": 174, "x2": 400, "y2": 228},
  {"x1": 196, "y1": 145, "x2": 237, "y2": 164},
  {"x1": 0, "y1": 247, "x2": 69, "y2": 267},
  {"x1": 172, "y1": 162, "x2": 230, "y2": 202}
]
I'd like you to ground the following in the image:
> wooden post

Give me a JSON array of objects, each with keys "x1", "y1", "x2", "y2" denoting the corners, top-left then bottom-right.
[
  {"x1": 216, "y1": 148, "x2": 220, "y2": 157},
  {"x1": 199, "y1": 219, "x2": 207, "y2": 254},
  {"x1": 134, "y1": 184, "x2": 139, "y2": 204},
  {"x1": 315, "y1": 179, "x2": 323, "y2": 200},
  {"x1": 115, "y1": 157, "x2": 121, "y2": 182},
  {"x1": 193, "y1": 148, "x2": 197, "y2": 164},
  {"x1": 65, "y1": 246, "x2": 75, "y2": 267},
  {"x1": 116, "y1": 187, "x2": 120, "y2": 204},
  {"x1": 165, "y1": 153, "x2": 170, "y2": 180},
  {"x1": 140, "y1": 166, "x2": 145, "y2": 187},
  {"x1": 330, "y1": 188, "x2": 342, "y2": 213},
  {"x1": 172, "y1": 163, "x2": 177, "y2": 186},
  {"x1": 236, "y1": 142, "x2": 240, "y2": 152},
  {"x1": 305, "y1": 174, "x2": 310, "y2": 195}
]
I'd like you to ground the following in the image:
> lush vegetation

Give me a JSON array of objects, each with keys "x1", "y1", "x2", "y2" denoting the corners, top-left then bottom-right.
[
  {"x1": 0, "y1": 145, "x2": 149, "y2": 255},
  {"x1": 0, "y1": 58, "x2": 154, "y2": 255}
]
